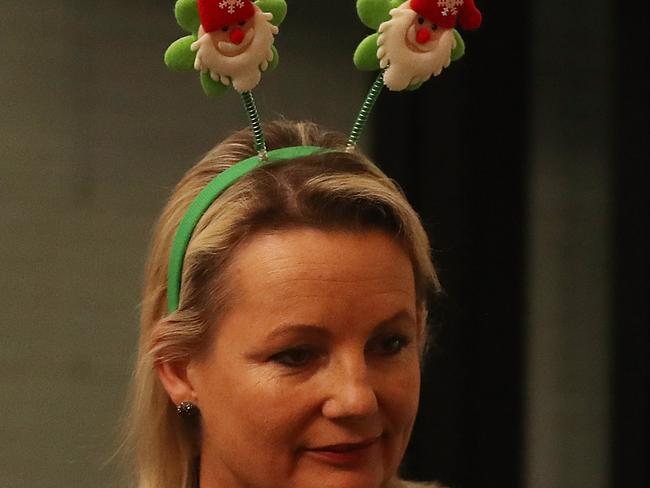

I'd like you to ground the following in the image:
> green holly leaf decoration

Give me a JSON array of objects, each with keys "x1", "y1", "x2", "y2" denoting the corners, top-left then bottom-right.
[
  {"x1": 353, "y1": 33, "x2": 381, "y2": 71},
  {"x1": 356, "y1": 0, "x2": 404, "y2": 30},
  {"x1": 175, "y1": 0, "x2": 200, "y2": 33},
  {"x1": 268, "y1": 45, "x2": 280, "y2": 72},
  {"x1": 451, "y1": 29, "x2": 466, "y2": 61},
  {"x1": 200, "y1": 72, "x2": 230, "y2": 97},
  {"x1": 255, "y1": 0, "x2": 287, "y2": 26},
  {"x1": 407, "y1": 81, "x2": 424, "y2": 91},
  {"x1": 164, "y1": 35, "x2": 197, "y2": 71}
]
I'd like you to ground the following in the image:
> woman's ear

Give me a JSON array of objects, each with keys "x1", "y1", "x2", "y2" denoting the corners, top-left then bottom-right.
[{"x1": 156, "y1": 360, "x2": 196, "y2": 406}]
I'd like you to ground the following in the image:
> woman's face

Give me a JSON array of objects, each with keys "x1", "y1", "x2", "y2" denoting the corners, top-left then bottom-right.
[{"x1": 187, "y1": 228, "x2": 422, "y2": 488}]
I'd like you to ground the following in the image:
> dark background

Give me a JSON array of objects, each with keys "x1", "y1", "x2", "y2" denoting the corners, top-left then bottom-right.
[{"x1": 369, "y1": 1, "x2": 648, "y2": 487}]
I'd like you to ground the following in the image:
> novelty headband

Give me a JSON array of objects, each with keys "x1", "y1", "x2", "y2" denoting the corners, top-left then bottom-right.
[{"x1": 164, "y1": 0, "x2": 482, "y2": 312}]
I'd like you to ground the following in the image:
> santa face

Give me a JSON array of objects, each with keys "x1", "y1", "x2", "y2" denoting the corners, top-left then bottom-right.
[
  {"x1": 191, "y1": 7, "x2": 278, "y2": 93},
  {"x1": 377, "y1": 3, "x2": 456, "y2": 91},
  {"x1": 206, "y1": 16, "x2": 256, "y2": 58},
  {"x1": 405, "y1": 15, "x2": 446, "y2": 52}
]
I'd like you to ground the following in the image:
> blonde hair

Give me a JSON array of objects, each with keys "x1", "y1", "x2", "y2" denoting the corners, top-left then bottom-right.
[{"x1": 123, "y1": 120, "x2": 441, "y2": 488}]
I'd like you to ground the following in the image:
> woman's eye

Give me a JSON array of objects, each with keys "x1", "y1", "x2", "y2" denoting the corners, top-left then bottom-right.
[
  {"x1": 370, "y1": 334, "x2": 411, "y2": 356},
  {"x1": 270, "y1": 348, "x2": 316, "y2": 368},
  {"x1": 418, "y1": 16, "x2": 425, "y2": 25}
]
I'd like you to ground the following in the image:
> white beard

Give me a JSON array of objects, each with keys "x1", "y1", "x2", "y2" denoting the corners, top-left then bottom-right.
[
  {"x1": 377, "y1": 3, "x2": 456, "y2": 91},
  {"x1": 191, "y1": 8, "x2": 278, "y2": 93}
]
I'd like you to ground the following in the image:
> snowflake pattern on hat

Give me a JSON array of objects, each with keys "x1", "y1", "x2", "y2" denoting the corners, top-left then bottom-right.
[
  {"x1": 219, "y1": 0, "x2": 245, "y2": 15},
  {"x1": 438, "y1": 0, "x2": 464, "y2": 17}
]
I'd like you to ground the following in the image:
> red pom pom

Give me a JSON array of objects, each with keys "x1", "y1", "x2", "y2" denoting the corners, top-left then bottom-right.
[
  {"x1": 230, "y1": 27, "x2": 246, "y2": 44},
  {"x1": 416, "y1": 27, "x2": 431, "y2": 44}
]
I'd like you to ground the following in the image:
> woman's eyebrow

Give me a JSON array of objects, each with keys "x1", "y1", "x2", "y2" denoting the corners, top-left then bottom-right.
[
  {"x1": 264, "y1": 324, "x2": 330, "y2": 342},
  {"x1": 264, "y1": 310, "x2": 418, "y2": 341},
  {"x1": 375, "y1": 309, "x2": 418, "y2": 330}
]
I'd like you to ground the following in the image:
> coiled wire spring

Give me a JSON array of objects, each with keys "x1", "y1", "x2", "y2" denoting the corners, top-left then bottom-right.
[
  {"x1": 241, "y1": 91, "x2": 268, "y2": 160},
  {"x1": 347, "y1": 69, "x2": 386, "y2": 150}
]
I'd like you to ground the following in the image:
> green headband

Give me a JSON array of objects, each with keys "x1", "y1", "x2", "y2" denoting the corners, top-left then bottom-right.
[
  {"x1": 167, "y1": 145, "x2": 325, "y2": 313},
  {"x1": 164, "y1": 0, "x2": 482, "y2": 312}
]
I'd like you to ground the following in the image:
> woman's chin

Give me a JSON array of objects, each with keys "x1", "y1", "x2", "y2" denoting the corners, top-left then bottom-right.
[
  {"x1": 292, "y1": 457, "x2": 387, "y2": 488},
  {"x1": 294, "y1": 473, "x2": 385, "y2": 488}
]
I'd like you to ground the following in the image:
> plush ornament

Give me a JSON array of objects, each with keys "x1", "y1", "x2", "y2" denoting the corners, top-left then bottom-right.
[
  {"x1": 377, "y1": 1, "x2": 456, "y2": 90},
  {"x1": 410, "y1": 0, "x2": 482, "y2": 30},
  {"x1": 164, "y1": 0, "x2": 286, "y2": 97},
  {"x1": 191, "y1": 4, "x2": 278, "y2": 93},
  {"x1": 353, "y1": 0, "x2": 466, "y2": 89},
  {"x1": 348, "y1": 0, "x2": 480, "y2": 148}
]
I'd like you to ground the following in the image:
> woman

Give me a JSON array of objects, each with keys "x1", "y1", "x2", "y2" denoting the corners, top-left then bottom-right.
[{"x1": 124, "y1": 120, "x2": 445, "y2": 488}]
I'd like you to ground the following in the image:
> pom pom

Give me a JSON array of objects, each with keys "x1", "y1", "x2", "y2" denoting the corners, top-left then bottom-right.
[
  {"x1": 230, "y1": 27, "x2": 246, "y2": 44},
  {"x1": 416, "y1": 27, "x2": 431, "y2": 44}
]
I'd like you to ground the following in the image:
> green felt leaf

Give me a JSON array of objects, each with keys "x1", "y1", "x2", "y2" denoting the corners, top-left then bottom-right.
[
  {"x1": 451, "y1": 29, "x2": 466, "y2": 61},
  {"x1": 200, "y1": 72, "x2": 230, "y2": 98},
  {"x1": 407, "y1": 81, "x2": 423, "y2": 91},
  {"x1": 256, "y1": 0, "x2": 287, "y2": 26},
  {"x1": 268, "y1": 45, "x2": 279, "y2": 72},
  {"x1": 356, "y1": 0, "x2": 392, "y2": 30},
  {"x1": 164, "y1": 35, "x2": 197, "y2": 71},
  {"x1": 353, "y1": 33, "x2": 380, "y2": 71},
  {"x1": 175, "y1": 0, "x2": 200, "y2": 34}
]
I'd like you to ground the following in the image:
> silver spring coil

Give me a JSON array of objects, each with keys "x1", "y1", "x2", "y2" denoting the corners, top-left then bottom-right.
[
  {"x1": 347, "y1": 69, "x2": 386, "y2": 150},
  {"x1": 241, "y1": 91, "x2": 267, "y2": 159}
]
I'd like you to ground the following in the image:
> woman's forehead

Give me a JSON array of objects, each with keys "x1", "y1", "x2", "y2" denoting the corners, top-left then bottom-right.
[
  {"x1": 217, "y1": 227, "x2": 417, "y2": 328},
  {"x1": 230, "y1": 228, "x2": 414, "y2": 290}
]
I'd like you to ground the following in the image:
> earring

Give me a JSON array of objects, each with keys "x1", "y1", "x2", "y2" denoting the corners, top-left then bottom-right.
[{"x1": 176, "y1": 401, "x2": 200, "y2": 418}]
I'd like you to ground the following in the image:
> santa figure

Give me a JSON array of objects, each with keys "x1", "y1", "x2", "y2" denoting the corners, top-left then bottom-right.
[
  {"x1": 191, "y1": 0, "x2": 278, "y2": 93},
  {"x1": 377, "y1": 0, "x2": 482, "y2": 91}
]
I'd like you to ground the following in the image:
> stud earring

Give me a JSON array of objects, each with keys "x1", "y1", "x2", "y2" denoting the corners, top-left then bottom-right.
[{"x1": 176, "y1": 401, "x2": 200, "y2": 418}]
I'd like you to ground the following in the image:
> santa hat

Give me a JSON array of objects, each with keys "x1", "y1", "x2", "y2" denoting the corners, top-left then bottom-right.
[
  {"x1": 410, "y1": 0, "x2": 482, "y2": 30},
  {"x1": 198, "y1": 0, "x2": 256, "y2": 33}
]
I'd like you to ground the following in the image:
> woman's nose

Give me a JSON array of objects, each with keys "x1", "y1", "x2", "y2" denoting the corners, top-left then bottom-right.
[{"x1": 321, "y1": 356, "x2": 379, "y2": 419}]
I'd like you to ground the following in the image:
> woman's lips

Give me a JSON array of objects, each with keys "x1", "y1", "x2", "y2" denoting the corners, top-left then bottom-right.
[{"x1": 304, "y1": 437, "x2": 380, "y2": 466}]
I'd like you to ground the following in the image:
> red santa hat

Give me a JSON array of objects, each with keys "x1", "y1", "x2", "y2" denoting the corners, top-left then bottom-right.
[
  {"x1": 198, "y1": 0, "x2": 256, "y2": 33},
  {"x1": 410, "y1": 0, "x2": 482, "y2": 30}
]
